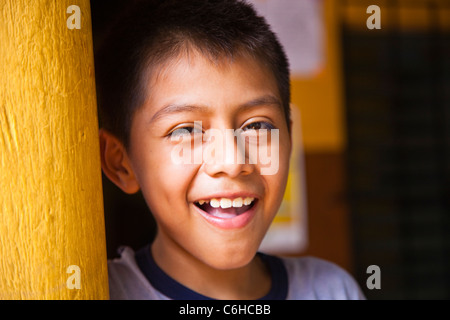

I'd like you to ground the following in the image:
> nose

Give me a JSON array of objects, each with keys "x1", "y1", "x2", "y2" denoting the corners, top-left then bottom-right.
[{"x1": 203, "y1": 128, "x2": 254, "y2": 178}]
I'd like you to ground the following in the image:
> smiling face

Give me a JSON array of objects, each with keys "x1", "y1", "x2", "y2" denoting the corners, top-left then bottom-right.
[{"x1": 116, "y1": 52, "x2": 291, "y2": 270}]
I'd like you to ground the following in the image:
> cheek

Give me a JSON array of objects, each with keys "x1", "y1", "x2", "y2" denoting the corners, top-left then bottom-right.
[
  {"x1": 134, "y1": 151, "x2": 199, "y2": 221},
  {"x1": 264, "y1": 173, "x2": 288, "y2": 214},
  {"x1": 263, "y1": 142, "x2": 291, "y2": 210}
]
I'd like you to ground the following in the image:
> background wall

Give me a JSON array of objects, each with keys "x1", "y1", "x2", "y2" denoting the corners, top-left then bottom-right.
[{"x1": 341, "y1": 0, "x2": 450, "y2": 299}]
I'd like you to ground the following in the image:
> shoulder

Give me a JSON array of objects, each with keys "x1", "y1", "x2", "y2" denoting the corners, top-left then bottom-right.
[
  {"x1": 281, "y1": 256, "x2": 366, "y2": 300},
  {"x1": 107, "y1": 246, "x2": 167, "y2": 300}
]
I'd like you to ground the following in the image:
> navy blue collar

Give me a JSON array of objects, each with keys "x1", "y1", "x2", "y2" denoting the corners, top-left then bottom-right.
[{"x1": 135, "y1": 244, "x2": 288, "y2": 300}]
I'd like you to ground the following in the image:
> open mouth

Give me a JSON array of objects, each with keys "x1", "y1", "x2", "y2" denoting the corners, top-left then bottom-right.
[{"x1": 194, "y1": 197, "x2": 257, "y2": 219}]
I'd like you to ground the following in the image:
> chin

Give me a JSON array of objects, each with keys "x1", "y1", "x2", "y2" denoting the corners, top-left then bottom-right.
[{"x1": 200, "y1": 241, "x2": 261, "y2": 271}]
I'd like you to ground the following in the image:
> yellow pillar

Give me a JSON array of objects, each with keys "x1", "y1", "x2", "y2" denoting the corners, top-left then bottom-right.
[{"x1": 0, "y1": 0, "x2": 109, "y2": 299}]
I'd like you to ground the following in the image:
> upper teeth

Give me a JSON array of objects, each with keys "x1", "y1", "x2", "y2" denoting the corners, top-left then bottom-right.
[{"x1": 198, "y1": 197, "x2": 254, "y2": 209}]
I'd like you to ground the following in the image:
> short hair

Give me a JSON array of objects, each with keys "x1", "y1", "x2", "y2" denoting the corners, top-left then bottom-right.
[{"x1": 95, "y1": 0, "x2": 291, "y2": 148}]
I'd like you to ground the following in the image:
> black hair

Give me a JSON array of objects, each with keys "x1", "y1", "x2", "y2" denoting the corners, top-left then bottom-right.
[{"x1": 95, "y1": 0, "x2": 291, "y2": 148}]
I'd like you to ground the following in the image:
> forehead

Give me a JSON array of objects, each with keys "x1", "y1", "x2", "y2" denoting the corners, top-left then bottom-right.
[{"x1": 142, "y1": 51, "x2": 281, "y2": 115}]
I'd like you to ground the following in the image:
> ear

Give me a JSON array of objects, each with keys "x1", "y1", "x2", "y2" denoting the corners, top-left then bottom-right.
[{"x1": 99, "y1": 129, "x2": 140, "y2": 194}]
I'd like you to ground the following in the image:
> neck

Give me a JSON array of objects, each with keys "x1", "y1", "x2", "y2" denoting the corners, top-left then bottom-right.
[{"x1": 151, "y1": 234, "x2": 271, "y2": 300}]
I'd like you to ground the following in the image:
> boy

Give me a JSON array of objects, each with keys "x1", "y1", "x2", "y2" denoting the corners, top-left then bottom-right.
[{"x1": 96, "y1": 0, "x2": 365, "y2": 300}]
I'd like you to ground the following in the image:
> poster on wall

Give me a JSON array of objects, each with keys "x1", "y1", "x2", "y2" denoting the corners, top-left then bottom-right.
[{"x1": 248, "y1": 0, "x2": 324, "y2": 77}]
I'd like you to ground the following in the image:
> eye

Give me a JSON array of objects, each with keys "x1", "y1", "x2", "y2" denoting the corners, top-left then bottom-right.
[
  {"x1": 168, "y1": 123, "x2": 203, "y2": 138},
  {"x1": 242, "y1": 121, "x2": 275, "y2": 132}
]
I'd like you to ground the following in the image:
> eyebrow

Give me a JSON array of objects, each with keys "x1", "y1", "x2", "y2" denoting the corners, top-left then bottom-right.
[
  {"x1": 240, "y1": 95, "x2": 282, "y2": 111},
  {"x1": 149, "y1": 94, "x2": 282, "y2": 124}
]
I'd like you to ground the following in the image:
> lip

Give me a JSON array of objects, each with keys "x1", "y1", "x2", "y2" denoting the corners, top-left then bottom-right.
[{"x1": 192, "y1": 198, "x2": 258, "y2": 230}]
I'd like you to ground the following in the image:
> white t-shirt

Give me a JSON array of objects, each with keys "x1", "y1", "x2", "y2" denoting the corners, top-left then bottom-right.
[{"x1": 107, "y1": 246, "x2": 366, "y2": 300}]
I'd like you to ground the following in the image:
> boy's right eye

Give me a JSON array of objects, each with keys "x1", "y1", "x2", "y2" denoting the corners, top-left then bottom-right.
[{"x1": 168, "y1": 124, "x2": 203, "y2": 138}]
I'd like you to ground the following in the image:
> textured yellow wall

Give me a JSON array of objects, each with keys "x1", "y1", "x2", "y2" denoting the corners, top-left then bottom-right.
[{"x1": 0, "y1": 0, "x2": 108, "y2": 299}]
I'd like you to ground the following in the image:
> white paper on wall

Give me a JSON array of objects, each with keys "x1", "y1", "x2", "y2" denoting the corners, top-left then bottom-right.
[{"x1": 248, "y1": 0, "x2": 324, "y2": 77}]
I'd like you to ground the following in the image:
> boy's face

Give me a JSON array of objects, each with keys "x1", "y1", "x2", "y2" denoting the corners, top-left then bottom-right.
[{"x1": 126, "y1": 52, "x2": 291, "y2": 269}]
